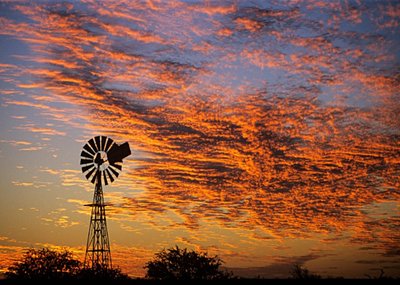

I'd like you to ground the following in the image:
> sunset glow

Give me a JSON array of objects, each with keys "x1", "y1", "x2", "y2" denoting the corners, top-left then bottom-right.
[{"x1": 0, "y1": 0, "x2": 399, "y2": 278}]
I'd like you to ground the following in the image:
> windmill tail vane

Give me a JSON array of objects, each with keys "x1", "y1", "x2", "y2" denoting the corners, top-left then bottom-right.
[{"x1": 80, "y1": 136, "x2": 131, "y2": 269}]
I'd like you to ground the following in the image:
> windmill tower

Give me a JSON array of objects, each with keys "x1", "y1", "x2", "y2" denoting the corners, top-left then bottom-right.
[{"x1": 80, "y1": 136, "x2": 131, "y2": 269}]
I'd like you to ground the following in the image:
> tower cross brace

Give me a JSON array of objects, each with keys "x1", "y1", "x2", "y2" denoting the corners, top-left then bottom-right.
[{"x1": 84, "y1": 169, "x2": 112, "y2": 269}]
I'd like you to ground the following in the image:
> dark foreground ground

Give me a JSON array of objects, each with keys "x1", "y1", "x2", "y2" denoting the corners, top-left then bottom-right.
[{"x1": 0, "y1": 279, "x2": 399, "y2": 285}]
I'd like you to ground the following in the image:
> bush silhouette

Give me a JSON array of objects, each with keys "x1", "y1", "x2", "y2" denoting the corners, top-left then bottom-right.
[
  {"x1": 144, "y1": 245, "x2": 232, "y2": 280},
  {"x1": 290, "y1": 264, "x2": 321, "y2": 279},
  {"x1": 365, "y1": 269, "x2": 393, "y2": 280},
  {"x1": 6, "y1": 248, "x2": 80, "y2": 280},
  {"x1": 77, "y1": 265, "x2": 128, "y2": 280}
]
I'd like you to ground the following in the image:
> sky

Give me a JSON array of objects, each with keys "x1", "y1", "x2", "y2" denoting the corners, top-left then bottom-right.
[{"x1": 0, "y1": 0, "x2": 399, "y2": 279}]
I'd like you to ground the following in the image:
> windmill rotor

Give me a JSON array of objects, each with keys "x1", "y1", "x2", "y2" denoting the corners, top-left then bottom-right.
[{"x1": 80, "y1": 136, "x2": 131, "y2": 186}]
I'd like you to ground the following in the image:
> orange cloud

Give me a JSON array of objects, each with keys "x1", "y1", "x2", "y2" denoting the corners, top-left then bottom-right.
[{"x1": 235, "y1": 17, "x2": 263, "y2": 32}]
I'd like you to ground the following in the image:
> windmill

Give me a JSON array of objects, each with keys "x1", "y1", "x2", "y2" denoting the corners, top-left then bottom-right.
[{"x1": 80, "y1": 136, "x2": 131, "y2": 269}]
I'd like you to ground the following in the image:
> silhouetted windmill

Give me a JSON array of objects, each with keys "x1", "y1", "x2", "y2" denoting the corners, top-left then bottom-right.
[{"x1": 80, "y1": 136, "x2": 131, "y2": 269}]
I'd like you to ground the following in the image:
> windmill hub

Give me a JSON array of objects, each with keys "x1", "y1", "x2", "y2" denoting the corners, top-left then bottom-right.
[{"x1": 94, "y1": 151, "x2": 109, "y2": 170}]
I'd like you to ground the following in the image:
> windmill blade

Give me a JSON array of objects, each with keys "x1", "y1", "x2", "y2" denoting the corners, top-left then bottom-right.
[
  {"x1": 83, "y1": 144, "x2": 95, "y2": 155},
  {"x1": 80, "y1": 158, "x2": 93, "y2": 165},
  {"x1": 82, "y1": 164, "x2": 95, "y2": 173},
  {"x1": 91, "y1": 171, "x2": 98, "y2": 184},
  {"x1": 110, "y1": 163, "x2": 122, "y2": 171},
  {"x1": 103, "y1": 171, "x2": 108, "y2": 186},
  {"x1": 108, "y1": 165, "x2": 120, "y2": 177},
  {"x1": 95, "y1": 136, "x2": 101, "y2": 152},
  {"x1": 101, "y1": 136, "x2": 107, "y2": 151},
  {"x1": 85, "y1": 166, "x2": 96, "y2": 180},
  {"x1": 81, "y1": 150, "x2": 93, "y2": 159},
  {"x1": 104, "y1": 138, "x2": 114, "y2": 152},
  {"x1": 105, "y1": 168, "x2": 115, "y2": 183},
  {"x1": 88, "y1": 138, "x2": 98, "y2": 153}
]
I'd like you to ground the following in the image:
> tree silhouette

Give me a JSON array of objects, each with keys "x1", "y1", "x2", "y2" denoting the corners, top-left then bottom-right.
[
  {"x1": 290, "y1": 264, "x2": 321, "y2": 279},
  {"x1": 144, "y1": 246, "x2": 232, "y2": 280},
  {"x1": 6, "y1": 247, "x2": 128, "y2": 280},
  {"x1": 6, "y1": 248, "x2": 80, "y2": 280}
]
